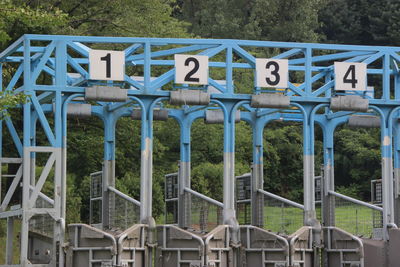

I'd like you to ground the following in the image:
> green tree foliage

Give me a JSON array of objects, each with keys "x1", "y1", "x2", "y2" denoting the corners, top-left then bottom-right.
[
  {"x1": 0, "y1": 91, "x2": 26, "y2": 118},
  {"x1": 319, "y1": 0, "x2": 400, "y2": 46},
  {"x1": 0, "y1": 0, "x2": 67, "y2": 114},
  {"x1": 0, "y1": 0, "x2": 67, "y2": 45},
  {"x1": 25, "y1": 0, "x2": 190, "y2": 37},
  {"x1": 177, "y1": 0, "x2": 322, "y2": 42},
  {"x1": 334, "y1": 127, "x2": 381, "y2": 199}
]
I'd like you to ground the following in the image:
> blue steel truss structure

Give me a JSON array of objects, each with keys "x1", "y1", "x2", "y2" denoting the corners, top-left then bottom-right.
[{"x1": 1, "y1": 34, "x2": 400, "y2": 266}]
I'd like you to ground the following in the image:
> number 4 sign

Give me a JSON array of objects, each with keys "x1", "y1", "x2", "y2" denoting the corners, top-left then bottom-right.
[
  {"x1": 89, "y1": 50, "x2": 125, "y2": 81},
  {"x1": 175, "y1": 54, "x2": 208, "y2": 85},
  {"x1": 334, "y1": 62, "x2": 367, "y2": 91}
]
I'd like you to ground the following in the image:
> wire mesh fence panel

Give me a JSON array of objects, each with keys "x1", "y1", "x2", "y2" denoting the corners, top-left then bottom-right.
[
  {"x1": 184, "y1": 191, "x2": 222, "y2": 233},
  {"x1": 29, "y1": 195, "x2": 54, "y2": 237},
  {"x1": 29, "y1": 213, "x2": 54, "y2": 238},
  {"x1": 34, "y1": 194, "x2": 53, "y2": 209},
  {"x1": 237, "y1": 202, "x2": 251, "y2": 225},
  {"x1": 315, "y1": 202, "x2": 322, "y2": 222},
  {"x1": 334, "y1": 195, "x2": 382, "y2": 238},
  {"x1": 263, "y1": 194, "x2": 304, "y2": 235},
  {"x1": 165, "y1": 201, "x2": 178, "y2": 224},
  {"x1": 108, "y1": 190, "x2": 140, "y2": 231}
]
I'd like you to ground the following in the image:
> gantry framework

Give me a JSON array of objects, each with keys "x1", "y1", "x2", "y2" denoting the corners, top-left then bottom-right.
[{"x1": 1, "y1": 34, "x2": 400, "y2": 266}]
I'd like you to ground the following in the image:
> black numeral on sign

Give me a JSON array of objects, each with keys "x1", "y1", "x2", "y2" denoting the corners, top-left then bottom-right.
[
  {"x1": 343, "y1": 64, "x2": 357, "y2": 88},
  {"x1": 101, "y1": 53, "x2": 111, "y2": 78},
  {"x1": 184, "y1": 57, "x2": 200, "y2": 82},
  {"x1": 266, "y1": 61, "x2": 280, "y2": 86}
]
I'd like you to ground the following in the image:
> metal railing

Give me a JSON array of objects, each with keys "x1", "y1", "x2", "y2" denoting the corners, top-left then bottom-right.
[
  {"x1": 259, "y1": 189, "x2": 304, "y2": 235},
  {"x1": 183, "y1": 187, "x2": 223, "y2": 233},
  {"x1": 329, "y1": 190, "x2": 383, "y2": 238},
  {"x1": 108, "y1": 186, "x2": 140, "y2": 231}
]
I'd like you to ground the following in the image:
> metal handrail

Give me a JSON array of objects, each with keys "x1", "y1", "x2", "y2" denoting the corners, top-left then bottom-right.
[
  {"x1": 184, "y1": 187, "x2": 224, "y2": 208},
  {"x1": 108, "y1": 186, "x2": 141, "y2": 206},
  {"x1": 29, "y1": 185, "x2": 54, "y2": 206},
  {"x1": 328, "y1": 190, "x2": 383, "y2": 211},
  {"x1": 258, "y1": 189, "x2": 304, "y2": 210}
]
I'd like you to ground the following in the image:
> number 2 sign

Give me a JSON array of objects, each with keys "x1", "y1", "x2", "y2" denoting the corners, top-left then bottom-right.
[
  {"x1": 334, "y1": 62, "x2": 367, "y2": 91},
  {"x1": 175, "y1": 54, "x2": 209, "y2": 85},
  {"x1": 89, "y1": 50, "x2": 125, "y2": 81}
]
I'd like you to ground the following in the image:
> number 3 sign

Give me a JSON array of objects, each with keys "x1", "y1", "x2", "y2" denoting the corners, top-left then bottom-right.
[
  {"x1": 175, "y1": 54, "x2": 209, "y2": 85},
  {"x1": 89, "y1": 50, "x2": 125, "y2": 81},
  {"x1": 256, "y1": 58, "x2": 289, "y2": 88}
]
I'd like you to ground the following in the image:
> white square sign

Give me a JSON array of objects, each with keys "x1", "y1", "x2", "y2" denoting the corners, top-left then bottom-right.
[
  {"x1": 256, "y1": 58, "x2": 289, "y2": 88},
  {"x1": 175, "y1": 54, "x2": 208, "y2": 85},
  {"x1": 334, "y1": 62, "x2": 367, "y2": 91},
  {"x1": 89, "y1": 50, "x2": 125, "y2": 81}
]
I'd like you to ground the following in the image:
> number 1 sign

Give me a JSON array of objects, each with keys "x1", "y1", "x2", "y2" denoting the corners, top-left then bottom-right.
[
  {"x1": 175, "y1": 54, "x2": 209, "y2": 85},
  {"x1": 89, "y1": 50, "x2": 125, "y2": 81},
  {"x1": 334, "y1": 62, "x2": 367, "y2": 91}
]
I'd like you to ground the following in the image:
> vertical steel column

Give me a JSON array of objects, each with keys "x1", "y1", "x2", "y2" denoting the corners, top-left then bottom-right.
[
  {"x1": 251, "y1": 118, "x2": 264, "y2": 227},
  {"x1": 381, "y1": 53, "x2": 395, "y2": 240},
  {"x1": 29, "y1": 115, "x2": 37, "y2": 186},
  {"x1": 223, "y1": 46, "x2": 236, "y2": 224},
  {"x1": 140, "y1": 99, "x2": 153, "y2": 222},
  {"x1": 303, "y1": 104, "x2": 316, "y2": 225},
  {"x1": 0, "y1": 63, "x2": 2, "y2": 158},
  {"x1": 55, "y1": 39, "x2": 67, "y2": 267},
  {"x1": 381, "y1": 123, "x2": 395, "y2": 240},
  {"x1": 222, "y1": 103, "x2": 236, "y2": 223},
  {"x1": 21, "y1": 36, "x2": 31, "y2": 266},
  {"x1": 322, "y1": 122, "x2": 335, "y2": 267},
  {"x1": 322, "y1": 73, "x2": 335, "y2": 228},
  {"x1": 302, "y1": 46, "x2": 318, "y2": 226},
  {"x1": 6, "y1": 217, "x2": 14, "y2": 264},
  {"x1": 103, "y1": 113, "x2": 116, "y2": 229},
  {"x1": 392, "y1": 118, "x2": 400, "y2": 250},
  {"x1": 375, "y1": 106, "x2": 395, "y2": 240},
  {"x1": 322, "y1": 124, "x2": 335, "y2": 227},
  {"x1": 394, "y1": 58, "x2": 400, "y2": 226},
  {"x1": 222, "y1": 46, "x2": 236, "y2": 223},
  {"x1": 224, "y1": 100, "x2": 240, "y2": 267},
  {"x1": 178, "y1": 117, "x2": 191, "y2": 228},
  {"x1": 140, "y1": 41, "x2": 153, "y2": 223}
]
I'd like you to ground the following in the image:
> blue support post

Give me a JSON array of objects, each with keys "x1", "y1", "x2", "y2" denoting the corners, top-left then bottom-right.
[
  {"x1": 321, "y1": 121, "x2": 336, "y2": 227},
  {"x1": 252, "y1": 117, "x2": 265, "y2": 227},
  {"x1": 178, "y1": 114, "x2": 192, "y2": 228},
  {"x1": 102, "y1": 112, "x2": 117, "y2": 229},
  {"x1": 220, "y1": 101, "x2": 236, "y2": 224},
  {"x1": 393, "y1": 110, "x2": 400, "y2": 227},
  {"x1": 383, "y1": 53, "x2": 390, "y2": 100},
  {"x1": 301, "y1": 104, "x2": 316, "y2": 225},
  {"x1": 21, "y1": 36, "x2": 32, "y2": 266},
  {"x1": 374, "y1": 106, "x2": 396, "y2": 240}
]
